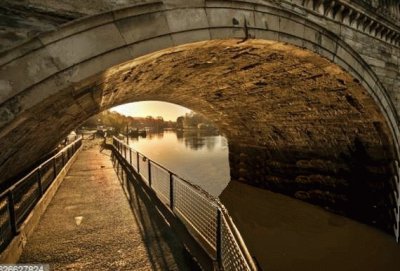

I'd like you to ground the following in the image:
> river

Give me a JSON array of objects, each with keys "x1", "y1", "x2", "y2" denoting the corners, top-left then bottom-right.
[
  {"x1": 127, "y1": 129, "x2": 230, "y2": 197},
  {"x1": 126, "y1": 129, "x2": 400, "y2": 271}
]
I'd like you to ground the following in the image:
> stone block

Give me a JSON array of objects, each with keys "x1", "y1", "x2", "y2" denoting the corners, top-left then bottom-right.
[
  {"x1": 254, "y1": 12, "x2": 280, "y2": 32},
  {"x1": 15, "y1": 47, "x2": 131, "y2": 114},
  {"x1": 205, "y1": 0, "x2": 235, "y2": 8},
  {"x1": 314, "y1": 46, "x2": 335, "y2": 62},
  {"x1": 112, "y1": 2, "x2": 164, "y2": 20},
  {"x1": 0, "y1": 48, "x2": 60, "y2": 105},
  {"x1": 279, "y1": 17, "x2": 306, "y2": 40},
  {"x1": 320, "y1": 33, "x2": 338, "y2": 54},
  {"x1": 303, "y1": 24, "x2": 322, "y2": 45},
  {"x1": 63, "y1": 47, "x2": 133, "y2": 85},
  {"x1": 45, "y1": 23, "x2": 126, "y2": 70},
  {"x1": 163, "y1": 0, "x2": 205, "y2": 8},
  {"x1": 18, "y1": 76, "x2": 70, "y2": 114},
  {"x1": 278, "y1": 32, "x2": 304, "y2": 48},
  {"x1": 209, "y1": 28, "x2": 246, "y2": 40},
  {"x1": 166, "y1": 8, "x2": 209, "y2": 33},
  {"x1": 129, "y1": 35, "x2": 174, "y2": 59},
  {"x1": 253, "y1": 29, "x2": 279, "y2": 42},
  {"x1": 0, "y1": 39, "x2": 43, "y2": 66},
  {"x1": 39, "y1": 13, "x2": 115, "y2": 45},
  {"x1": 171, "y1": 29, "x2": 211, "y2": 46},
  {"x1": 360, "y1": 54, "x2": 386, "y2": 68},
  {"x1": 206, "y1": 7, "x2": 255, "y2": 28},
  {"x1": 115, "y1": 12, "x2": 171, "y2": 44}
]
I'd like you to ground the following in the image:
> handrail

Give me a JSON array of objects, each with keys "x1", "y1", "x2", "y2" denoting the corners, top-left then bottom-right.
[
  {"x1": 0, "y1": 137, "x2": 82, "y2": 252},
  {"x1": 112, "y1": 136, "x2": 258, "y2": 271},
  {"x1": 114, "y1": 138, "x2": 222, "y2": 202},
  {"x1": 0, "y1": 138, "x2": 81, "y2": 199}
]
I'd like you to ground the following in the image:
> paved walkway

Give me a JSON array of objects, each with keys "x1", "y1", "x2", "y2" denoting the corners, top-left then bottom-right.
[{"x1": 19, "y1": 140, "x2": 195, "y2": 270}]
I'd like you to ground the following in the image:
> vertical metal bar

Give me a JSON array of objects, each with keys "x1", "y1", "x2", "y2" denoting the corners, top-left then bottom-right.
[
  {"x1": 137, "y1": 152, "x2": 140, "y2": 173},
  {"x1": 53, "y1": 157, "x2": 57, "y2": 179},
  {"x1": 37, "y1": 168, "x2": 43, "y2": 196},
  {"x1": 148, "y1": 160, "x2": 152, "y2": 188},
  {"x1": 169, "y1": 172, "x2": 174, "y2": 210},
  {"x1": 7, "y1": 192, "x2": 18, "y2": 235},
  {"x1": 216, "y1": 209, "x2": 222, "y2": 264},
  {"x1": 129, "y1": 149, "x2": 132, "y2": 165},
  {"x1": 126, "y1": 124, "x2": 129, "y2": 145}
]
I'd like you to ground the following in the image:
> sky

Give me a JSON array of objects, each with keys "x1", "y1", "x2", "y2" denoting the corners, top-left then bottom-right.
[{"x1": 111, "y1": 101, "x2": 192, "y2": 121}]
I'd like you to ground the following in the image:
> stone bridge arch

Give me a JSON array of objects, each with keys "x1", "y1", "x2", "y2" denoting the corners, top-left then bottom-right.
[{"x1": 0, "y1": 0, "x2": 399, "y2": 238}]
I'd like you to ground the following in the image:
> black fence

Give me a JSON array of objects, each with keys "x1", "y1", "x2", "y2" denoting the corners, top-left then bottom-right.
[
  {"x1": 0, "y1": 138, "x2": 82, "y2": 252},
  {"x1": 113, "y1": 137, "x2": 258, "y2": 271}
]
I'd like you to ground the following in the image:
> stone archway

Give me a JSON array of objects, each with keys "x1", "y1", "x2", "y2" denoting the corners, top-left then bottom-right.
[{"x1": 0, "y1": 1, "x2": 398, "y2": 237}]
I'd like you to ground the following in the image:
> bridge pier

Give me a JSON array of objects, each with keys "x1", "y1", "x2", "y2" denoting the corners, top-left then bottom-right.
[{"x1": 228, "y1": 139, "x2": 396, "y2": 236}]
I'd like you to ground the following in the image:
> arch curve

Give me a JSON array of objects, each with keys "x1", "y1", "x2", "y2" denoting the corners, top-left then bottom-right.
[
  {"x1": 0, "y1": 0, "x2": 399, "y2": 237},
  {"x1": 0, "y1": 0, "x2": 398, "y2": 151}
]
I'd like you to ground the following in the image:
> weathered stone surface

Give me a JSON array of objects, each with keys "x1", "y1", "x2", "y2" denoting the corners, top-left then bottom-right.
[
  {"x1": 1, "y1": 0, "x2": 400, "y2": 237},
  {"x1": 2, "y1": 40, "x2": 396, "y2": 233}
]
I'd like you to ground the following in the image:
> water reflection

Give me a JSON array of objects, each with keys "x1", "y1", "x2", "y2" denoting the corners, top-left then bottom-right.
[
  {"x1": 127, "y1": 130, "x2": 229, "y2": 197},
  {"x1": 174, "y1": 130, "x2": 220, "y2": 150}
]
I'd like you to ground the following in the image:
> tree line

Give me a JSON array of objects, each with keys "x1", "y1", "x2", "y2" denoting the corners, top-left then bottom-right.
[{"x1": 81, "y1": 110, "x2": 217, "y2": 134}]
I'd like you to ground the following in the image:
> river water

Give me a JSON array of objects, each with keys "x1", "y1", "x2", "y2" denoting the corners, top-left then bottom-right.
[
  {"x1": 127, "y1": 130, "x2": 230, "y2": 197},
  {"x1": 126, "y1": 129, "x2": 400, "y2": 271}
]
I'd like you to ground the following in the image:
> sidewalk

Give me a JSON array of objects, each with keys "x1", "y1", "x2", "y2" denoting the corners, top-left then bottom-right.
[{"x1": 19, "y1": 140, "x2": 194, "y2": 270}]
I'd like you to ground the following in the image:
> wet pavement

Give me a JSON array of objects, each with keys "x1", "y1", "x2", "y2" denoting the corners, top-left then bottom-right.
[{"x1": 19, "y1": 140, "x2": 194, "y2": 270}]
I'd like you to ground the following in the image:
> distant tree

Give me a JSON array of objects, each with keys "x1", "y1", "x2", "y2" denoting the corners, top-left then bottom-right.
[
  {"x1": 82, "y1": 110, "x2": 175, "y2": 132},
  {"x1": 176, "y1": 116, "x2": 184, "y2": 129}
]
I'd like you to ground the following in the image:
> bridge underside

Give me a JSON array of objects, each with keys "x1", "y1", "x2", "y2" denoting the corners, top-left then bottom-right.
[{"x1": 0, "y1": 40, "x2": 396, "y2": 233}]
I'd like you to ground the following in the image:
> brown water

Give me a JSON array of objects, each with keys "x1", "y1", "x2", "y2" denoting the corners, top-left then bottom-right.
[
  {"x1": 127, "y1": 130, "x2": 400, "y2": 270},
  {"x1": 220, "y1": 182, "x2": 400, "y2": 271}
]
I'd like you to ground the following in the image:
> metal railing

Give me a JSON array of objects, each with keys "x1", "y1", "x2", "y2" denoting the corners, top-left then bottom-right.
[
  {"x1": 112, "y1": 137, "x2": 258, "y2": 271},
  {"x1": 0, "y1": 137, "x2": 82, "y2": 252}
]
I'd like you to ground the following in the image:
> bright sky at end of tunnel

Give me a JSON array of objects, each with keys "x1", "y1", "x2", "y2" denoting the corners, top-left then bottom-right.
[{"x1": 111, "y1": 101, "x2": 192, "y2": 121}]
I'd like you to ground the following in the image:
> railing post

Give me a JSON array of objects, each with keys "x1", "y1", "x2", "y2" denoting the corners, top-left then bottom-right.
[
  {"x1": 53, "y1": 157, "x2": 57, "y2": 179},
  {"x1": 216, "y1": 208, "x2": 223, "y2": 266},
  {"x1": 7, "y1": 192, "x2": 19, "y2": 236},
  {"x1": 137, "y1": 152, "x2": 140, "y2": 173},
  {"x1": 148, "y1": 160, "x2": 152, "y2": 188},
  {"x1": 169, "y1": 172, "x2": 174, "y2": 210},
  {"x1": 129, "y1": 149, "x2": 132, "y2": 165},
  {"x1": 37, "y1": 168, "x2": 43, "y2": 196}
]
